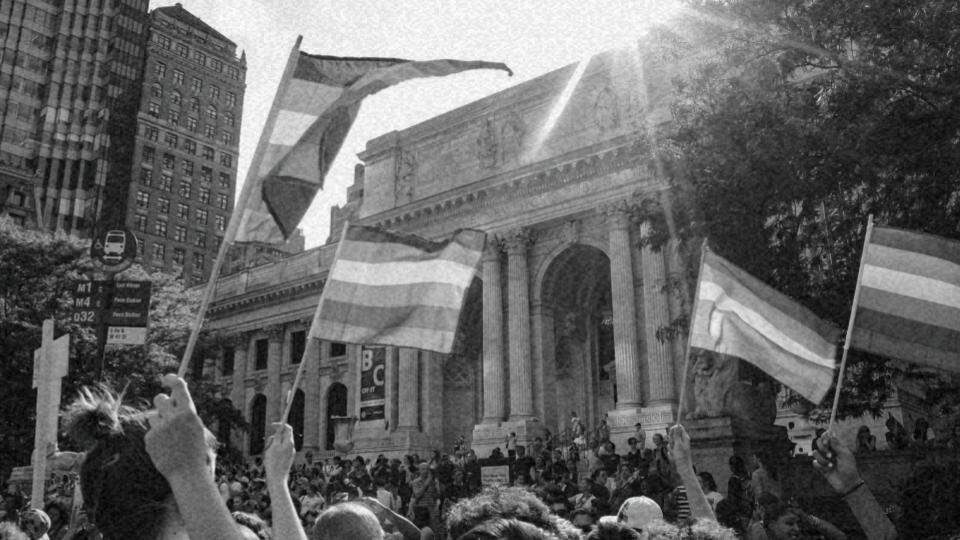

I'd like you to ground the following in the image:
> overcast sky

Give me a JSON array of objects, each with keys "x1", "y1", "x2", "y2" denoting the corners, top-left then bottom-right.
[{"x1": 150, "y1": 1, "x2": 680, "y2": 247}]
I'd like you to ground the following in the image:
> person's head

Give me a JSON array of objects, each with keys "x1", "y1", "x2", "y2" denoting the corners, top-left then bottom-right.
[
  {"x1": 418, "y1": 462, "x2": 432, "y2": 480},
  {"x1": 517, "y1": 445, "x2": 526, "y2": 457},
  {"x1": 456, "y1": 518, "x2": 562, "y2": 540},
  {"x1": 446, "y1": 486, "x2": 580, "y2": 540},
  {"x1": 0, "y1": 522, "x2": 28, "y2": 540},
  {"x1": 579, "y1": 477, "x2": 593, "y2": 494},
  {"x1": 18, "y1": 508, "x2": 50, "y2": 540},
  {"x1": 616, "y1": 496, "x2": 663, "y2": 533},
  {"x1": 697, "y1": 471, "x2": 718, "y2": 492},
  {"x1": 43, "y1": 501, "x2": 67, "y2": 529},
  {"x1": 63, "y1": 385, "x2": 218, "y2": 540},
  {"x1": 728, "y1": 455, "x2": 747, "y2": 476},
  {"x1": 763, "y1": 501, "x2": 802, "y2": 540},
  {"x1": 604, "y1": 441, "x2": 615, "y2": 454},
  {"x1": 569, "y1": 508, "x2": 595, "y2": 532},
  {"x1": 652, "y1": 434, "x2": 665, "y2": 447},
  {"x1": 592, "y1": 469, "x2": 608, "y2": 486},
  {"x1": 311, "y1": 502, "x2": 383, "y2": 540},
  {"x1": 627, "y1": 438, "x2": 638, "y2": 448},
  {"x1": 584, "y1": 519, "x2": 642, "y2": 540}
]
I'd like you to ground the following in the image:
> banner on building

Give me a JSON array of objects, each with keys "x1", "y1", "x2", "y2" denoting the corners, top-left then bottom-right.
[{"x1": 359, "y1": 347, "x2": 386, "y2": 420}]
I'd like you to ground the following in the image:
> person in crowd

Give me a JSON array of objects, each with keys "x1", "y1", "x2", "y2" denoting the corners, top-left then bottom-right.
[
  {"x1": 598, "y1": 442, "x2": 620, "y2": 476},
  {"x1": 0, "y1": 522, "x2": 28, "y2": 540},
  {"x1": 311, "y1": 502, "x2": 384, "y2": 540},
  {"x1": 913, "y1": 417, "x2": 935, "y2": 445},
  {"x1": 455, "y1": 517, "x2": 562, "y2": 540},
  {"x1": 445, "y1": 486, "x2": 581, "y2": 540},
  {"x1": 17, "y1": 509, "x2": 49, "y2": 540},
  {"x1": 854, "y1": 425, "x2": 876, "y2": 453},
  {"x1": 726, "y1": 454, "x2": 753, "y2": 529},
  {"x1": 651, "y1": 434, "x2": 671, "y2": 481},
  {"x1": 263, "y1": 423, "x2": 308, "y2": 540},
  {"x1": 232, "y1": 512, "x2": 271, "y2": 540},
  {"x1": 698, "y1": 472, "x2": 724, "y2": 512},
  {"x1": 751, "y1": 450, "x2": 782, "y2": 500},
  {"x1": 569, "y1": 507, "x2": 596, "y2": 534},
  {"x1": 408, "y1": 463, "x2": 439, "y2": 531},
  {"x1": 812, "y1": 431, "x2": 897, "y2": 539},
  {"x1": 883, "y1": 414, "x2": 910, "y2": 450},
  {"x1": 513, "y1": 446, "x2": 536, "y2": 483},
  {"x1": 745, "y1": 496, "x2": 847, "y2": 540},
  {"x1": 569, "y1": 477, "x2": 598, "y2": 513},
  {"x1": 584, "y1": 518, "x2": 642, "y2": 540},
  {"x1": 40, "y1": 502, "x2": 66, "y2": 540},
  {"x1": 0, "y1": 486, "x2": 25, "y2": 524},
  {"x1": 505, "y1": 432, "x2": 518, "y2": 459},
  {"x1": 623, "y1": 438, "x2": 643, "y2": 469},
  {"x1": 61, "y1": 375, "x2": 245, "y2": 540}
]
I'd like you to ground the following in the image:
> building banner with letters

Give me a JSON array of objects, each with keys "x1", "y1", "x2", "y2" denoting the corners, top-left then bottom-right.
[{"x1": 359, "y1": 347, "x2": 385, "y2": 420}]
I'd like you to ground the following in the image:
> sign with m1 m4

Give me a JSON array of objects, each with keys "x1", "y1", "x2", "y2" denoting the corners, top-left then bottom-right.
[{"x1": 71, "y1": 280, "x2": 151, "y2": 345}]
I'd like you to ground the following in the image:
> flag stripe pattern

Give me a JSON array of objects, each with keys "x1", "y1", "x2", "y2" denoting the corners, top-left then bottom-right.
[
  {"x1": 851, "y1": 226, "x2": 960, "y2": 372},
  {"x1": 310, "y1": 224, "x2": 485, "y2": 353},
  {"x1": 236, "y1": 51, "x2": 511, "y2": 245},
  {"x1": 690, "y1": 249, "x2": 840, "y2": 403}
]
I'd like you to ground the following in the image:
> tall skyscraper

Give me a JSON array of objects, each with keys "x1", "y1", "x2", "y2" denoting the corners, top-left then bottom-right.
[
  {"x1": 129, "y1": 3, "x2": 245, "y2": 281},
  {"x1": 0, "y1": 0, "x2": 149, "y2": 233}
]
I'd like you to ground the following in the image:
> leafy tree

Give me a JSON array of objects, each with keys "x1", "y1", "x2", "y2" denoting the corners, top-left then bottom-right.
[
  {"x1": 652, "y1": 0, "x2": 960, "y2": 419},
  {"x1": 0, "y1": 218, "x2": 244, "y2": 482}
]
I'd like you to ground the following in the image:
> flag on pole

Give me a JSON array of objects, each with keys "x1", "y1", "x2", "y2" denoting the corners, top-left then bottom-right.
[
  {"x1": 850, "y1": 226, "x2": 960, "y2": 373},
  {"x1": 310, "y1": 224, "x2": 485, "y2": 353},
  {"x1": 690, "y1": 247, "x2": 841, "y2": 403},
  {"x1": 235, "y1": 50, "x2": 512, "y2": 245}
]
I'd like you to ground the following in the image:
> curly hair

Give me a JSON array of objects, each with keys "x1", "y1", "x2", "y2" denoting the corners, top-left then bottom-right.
[
  {"x1": 62, "y1": 385, "x2": 217, "y2": 540},
  {"x1": 445, "y1": 486, "x2": 580, "y2": 540}
]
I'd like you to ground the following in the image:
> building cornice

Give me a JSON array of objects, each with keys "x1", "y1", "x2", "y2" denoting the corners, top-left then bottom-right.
[{"x1": 208, "y1": 274, "x2": 324, "y2": 318}]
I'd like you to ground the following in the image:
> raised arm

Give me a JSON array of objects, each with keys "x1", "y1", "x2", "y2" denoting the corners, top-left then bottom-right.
[
  {"x1": 812, "y1": 432, "x2": 896, "y2": 540},
  {"x1": 265, "y1": 422, "x2": 309, "y2": 540},
  {"x1": 145, "y1": 374, "x2": 244, "y2": 540},
  {"x1": 668, "y1": 424, "x2": 716, "y2": 522}
]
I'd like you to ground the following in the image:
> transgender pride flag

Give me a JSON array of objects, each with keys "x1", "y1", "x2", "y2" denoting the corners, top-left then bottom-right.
[{"x1": 309, "y1": 225, "x2": 485, "y2": 354}]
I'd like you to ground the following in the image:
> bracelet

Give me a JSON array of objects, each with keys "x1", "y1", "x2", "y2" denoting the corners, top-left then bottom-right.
[{"x1": 841, "y1": 480, "x2": 865, "y2": 498}]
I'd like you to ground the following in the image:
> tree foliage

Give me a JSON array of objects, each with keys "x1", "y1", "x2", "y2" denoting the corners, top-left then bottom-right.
[
  {"x1": 0, "y1": 218, "x2": 242, "y2": 481},
  {"x1": 659, "y1": 0, "x2": 960, "y2": 419}
]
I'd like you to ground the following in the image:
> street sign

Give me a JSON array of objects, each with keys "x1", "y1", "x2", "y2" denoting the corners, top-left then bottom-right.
[
  {"x1": 90, "y1": 228, "x2": 138, "y2": 272},
  {"x1": 71, "y1": 280, "x2": 151, "y2": 345}
]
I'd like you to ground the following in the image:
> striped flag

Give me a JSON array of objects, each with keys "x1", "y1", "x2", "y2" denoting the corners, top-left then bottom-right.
[
  {"x1": 850, "y1": 226, "x2": 960, "y2": 373},
  {"x1": 310, "y1": 224, "x2": 485, "y2": 353},
  {"x1": 235, "y1": 46, "x2": 511, "y2": 245},
  {"x1": 690, "y1": 247, "x2": 841, "y2": 403}
]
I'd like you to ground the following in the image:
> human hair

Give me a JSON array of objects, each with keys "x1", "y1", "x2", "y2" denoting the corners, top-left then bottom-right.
[
  {"x1": 233, "y1": 511, "x2": 271, "y2": 539},
  {"x1": 446, "y1": 486, "x2": 580, "y2": 540},
  {"x1": 762, "y1": 500, "x2": 800, "y2": 529},
  {"x1": 456, "y1": 518, "x2": 561, "y2": 540},
  {"x1": 63, "y1": 385, "x2": 217, "y2": 540},
  {"x1": 311, "y1": 502, "x2": 383, "y2": 540},
  {"x1": 584, "y1": 520, "x2": 641, "y2": 540},
  {"x1": 728, "y1": 455, "x2": 747, "y2": 477},
  {"x1": 0, "y1": 522, "x2": 28, "y2": 540},
  {"x1": 697, "y1": 471, "x2": 717, "y2": 492}
]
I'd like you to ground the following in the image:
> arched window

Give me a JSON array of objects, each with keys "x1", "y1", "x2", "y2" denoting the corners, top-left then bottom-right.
[
  {"x1": 206, "y1": 104, "x2": 217, "y2": 120},
  {"x1": 325, "y1": 383, "x2": 347, "y2": 450},
  {"x1": 170, "y1": 90, "x2": 181, "y2": 106},
  {"x1": 249, "y1": 394, "x2": 267, "y2": 455}
]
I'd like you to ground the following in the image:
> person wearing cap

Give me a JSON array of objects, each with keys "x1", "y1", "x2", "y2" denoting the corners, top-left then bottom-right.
[
  {"x1": 617, "y1": 496, "x2": 663, "y2": 532},
  {"x1": 18, "y1": 508, "x2": 50, "y2": 540}
]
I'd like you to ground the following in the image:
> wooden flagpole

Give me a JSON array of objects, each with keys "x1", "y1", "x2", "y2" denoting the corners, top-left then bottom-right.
[
  {"x1": 280, "y1": 221, "x2": 351, "y2": 424},
  {"x1": 828, "y1": 214, "x2": 875, "y2": 431},
  {"x1": 675, "y1": 239, "x2": 708, "y2": 426},
  {"x1": 177, "y1": 36, "x2": 304, "y2": 378}
]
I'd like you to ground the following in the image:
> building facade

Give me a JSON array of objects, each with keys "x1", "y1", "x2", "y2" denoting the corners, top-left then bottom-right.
[
  {"x1": 0, "y1": 0, "x2": 149, "y2": 234},
  {"x1": 205, "y1": 47, "x2": 696, "y2": 459},
  {"x1": 127, "y1": 4, "x2": 245, "y2": 281}
]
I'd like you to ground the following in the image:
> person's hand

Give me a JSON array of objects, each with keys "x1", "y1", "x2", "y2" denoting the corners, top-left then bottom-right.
[
  {"x1": 812, "y1": 431, "x2": 862, "y2": 493},
  {"x1": 667, "y1": 424, "x2": 693, "y2": 472},
  {"x1": 264, "y1": 423, "x2": 295, "y2": 485},
  {"x1": 144, "y1": 374, "x2": 211, "y2": 482}
]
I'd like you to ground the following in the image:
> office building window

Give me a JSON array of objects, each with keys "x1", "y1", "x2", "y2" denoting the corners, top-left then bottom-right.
[
  {"x1": 174, "y1": 225, "x2": 187, "y2": 242},
  {"x1": 184, "y1": 139, "x2": 197, "y2": 154},
  {"x1": 168, "y1": 110, "x2": 179, "y2": 126},
  {"x1": 204, "y1": 124, "x2": 216, "y2": 138},
  {"x1": 170, "y1": 90, "x2": 181, "y2": 106},
  {"x1": 194, "y1": 50, "x2": 207, "y2": 65},
  {"x1": 175, "y1": 42, "x2": 188, "y2": 58},
  {"x1": 182, "y1": 160, "x2": 194, "y2": 178},
  {"x1": 225, "y1": 92, "x2": 236, "y2": 107},
  {"x1": 194, "y1": 231, "x2": 206, "y2": 248},
  {"x1": 200, "y1": 166, "x2": 213, "y2": 183},
  {"x1": 206, "y1": 105, "x2": 217, "y2": 120},
  {"x1": 152, "y1": 242, "x2": 165, "y2": 261},
  {"x1": 209, "y1": 85, "x2": 220, "y2": 100},
  {"x1": 215, "y1": 214, "x2": 225, "y2": 232},
  {"x1": 155, "y1": 61, "x2": 166, "y2": 77},
  {"x1": 142, "y1": 146, "x2": 155, "y2": 164},
  {"x1": 151, "y1": 83, "x2": 162, "y2": 98},
  {"x1": 189, "y1": 98, "x2": 200, "y2": 113},
  {"x1": 159, "y1": 173, "x2": 173, "y2": 192},
  {"x1": 226, "y1": 66, "x2": 240, "y2": 80},
  {"x1": 202, "y1": 146, "x2": 215, "y2": 160},
  {"x1": 154, "y1": 217, "x2": 168, "y2": 237},
  {"x1": 198, "y1": 188, "x2": 210, "y2": 204},
  {"x1": 211, "y1": 58, "x2": 223, "y2": 72},
  {"x1": 144, "y1": 126, "x2": 158, "y2": 141},
  {"x1": 173, "y1": 247, "x2": 185, "y2": 265},
  {"x1": 191, "y1": 77, "x2": 202, "y2": 94},
  {"x1": 157, "y1": 197, "x2": 170, "y2": 215},
  {"x1": 224, "y1": 111, "x2": 235, "y2": 127},
  {"x1": 177, "y1": 203, "x2": 189, "y2": 221},
  {"x1": 220, "y1": 153, "x2": 232, "y2": 167},
  {"x1": 186, "y1": 117, "x2": 198, "y2": 132},
  {"x1": 221, "y1": 347, "x2": 235, "y2": 376},
  {"x1": 193, "y1": 252, "x2": 204, "y2": 272},
  {"x1": 179, "y1": 180, "x2": 192, "y2": 199},
  {"x1": 164, "y1": 132, "x2": 177, "y2": 147},
  {"x1": 218, "y1": 172, "x2": 231, "y2": 189},
  {"x1": 216, "y1": 193, "x2": 228, "y2": 210},
  {"x1": 134, "y1": 214, "x2": 147, "y2": 232},
  {"x1": 140, "y1": 167, "x2": 152, "y2": 186},
  {"x1": 136, "y1": 190, "x2": 149, "y2": 209},
  {"x1": 195, "y1": 208, "x2": 208, "y2": 226},
  {"x1": 147, "y1": 102, "x2": 160, "y2": 117},
  {"x1": 173, "y1": 70, "x2": 184, "y2": 85},
  {"x1": 290, "y1": 330, "x2": 305, "y2": 364},
  {"x1": 219, "y1": 131, "x2": 233, "y2": 145},
  {"x1": 162, "y1": 153, "x2": 175, "y2": 170},
  {"x1": 155, "y1": 34, "x2": 172, "y2": 49}
]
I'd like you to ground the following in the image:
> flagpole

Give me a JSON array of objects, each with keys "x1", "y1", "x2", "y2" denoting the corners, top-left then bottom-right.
[
  {"x1": 281, "y1": 220, "x2": 351, "y2": 424},
  {"x1": 828, "y1": 214, "x2": 875, "y2": 431},
  {"x1": 675, "y1": 240, "x2": 708, "y2": 426},
  {"x1": 177, "y1": 36, "x2": 304, "y2": 378}
]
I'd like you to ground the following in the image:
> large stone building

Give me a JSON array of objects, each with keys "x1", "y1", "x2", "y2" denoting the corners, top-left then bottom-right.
[
  {"x1": 0, "y1": 0, "x2": 149, "y2": 234},
  {"x1": 128, "y1": 4, "x2": 246, "y2": 281},
  {"x1": 205, "y1": 47, "x2": 697, "y2": 460}
]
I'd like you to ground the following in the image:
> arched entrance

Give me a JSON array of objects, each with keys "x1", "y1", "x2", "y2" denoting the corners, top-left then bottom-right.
[
  {"x1": 249, "y1": 394, "x2": 267, "y2": 455},
  {"x1": 289, "y1": 389, "x2": 305, "y2": 451},
  {"x1": 538, "y1": 243, "x2": 614, "y2": 435},
  {"x1": 325, "y1": 383, "x2": 347, "y2": 450},
  {"x1": 217, "y1": 398, "x2": 233, "y2": 450}
]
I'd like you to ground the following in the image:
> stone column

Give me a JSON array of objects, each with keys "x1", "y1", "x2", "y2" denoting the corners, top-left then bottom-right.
[
  {"x1": 607, "y1": 202, "x2": 643, "y2": 409},
  {"x1": 302, "y1": 337, "x2": 322, "y2": 454},
  {"x1": 386, "y1": 347, "x2": 399, "y2": 431},
  {"x1": 481, "y1": 239, "x2": 506, "y2": 423},
  {"x1": 397, "y1": 348, "x2": 420, "y2": 430},
  {"x1": 229, "y1": 332, "x2": 250, "y2": 410},
  {"x1": 265, "y1": 325, "x2": 284, "y2": 424},
  {"x1": 504, "y1": 228, "x2": 535, "y2": 420},
  {"x1": 641, "y1": 220, "x2": 676, "y2": 405}
]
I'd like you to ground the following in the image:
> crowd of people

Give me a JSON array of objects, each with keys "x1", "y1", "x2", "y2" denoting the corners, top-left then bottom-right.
[{"x1": 0, "y1": 375, "x2": 906, "y2": 540}]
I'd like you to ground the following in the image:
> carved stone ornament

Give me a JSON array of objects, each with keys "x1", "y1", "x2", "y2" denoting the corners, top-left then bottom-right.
[
  {"x1": 500, "y1": 113, "x2": 525, "y2": 165},
  {"x1": 499, "y1": 227, "x2": 534, "y2": 254},
  {"x1": 687, "y1": 351, "x2": 777, "y2": 424},
  {"x1": 265, "y1": 325, "x2": 285, "y2": 342},
  {"x1": 395, "y1": 148, "x2": 416, "y2": 204},
  {"x1": 594, "y1": 86, "x2": 620, "y2": 132},
  {"x1": 476, "y1": 118, "x2": 498, "y2": 169},
  {"x1": 560, "y1": 219, "x2": 581, "y2": 244}
]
